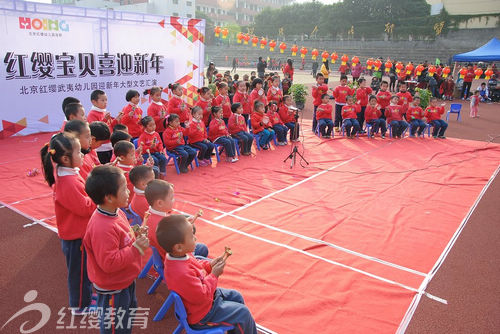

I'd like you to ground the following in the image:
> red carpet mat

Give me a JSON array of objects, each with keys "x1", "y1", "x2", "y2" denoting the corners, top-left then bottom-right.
[{"x1": 1, "y1": 127, "x2": 499, "y2": 333}]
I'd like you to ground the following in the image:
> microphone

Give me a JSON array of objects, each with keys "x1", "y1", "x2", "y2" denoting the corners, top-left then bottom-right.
[{"x1": 289, "y1": 106, "x2": 299, "y2": 111}]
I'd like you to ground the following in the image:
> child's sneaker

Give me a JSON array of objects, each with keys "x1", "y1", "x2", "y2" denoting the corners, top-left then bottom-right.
[
  {"x1": 335, "y1": 127, "x2": 340, "y2": 133},
  {"x1": 433, "y1": 135, "x2": 438, "y2": 139},
  {"x1": 231, "y1": 157, "x2": 239, "y2": 163},
  {"x1": 438, "y1": 135, "x2": 446, "y2": 139},
  {"x1": 381, "y1": 134, "x2": 386, "y2": 139}
]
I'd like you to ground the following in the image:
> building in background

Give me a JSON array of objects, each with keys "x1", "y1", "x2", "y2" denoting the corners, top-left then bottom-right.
[
  {"x1": 426, "y1": 0, "x2": 500, "y2": 28},
  {"x1": 51, "y1": 0, "x2": 196, "y2": 18}
]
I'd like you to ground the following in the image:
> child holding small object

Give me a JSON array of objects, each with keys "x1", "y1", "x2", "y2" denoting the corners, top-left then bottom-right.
[
  {"x1": 120, "y1": 90, "x2": 143, "y2": 139},
  {"x1": 156, "y1": 214, "x2": 256, "y2": 334},
  {"x1": 145, "y1": 86, "x2": 168, "y2": 138},
  {"x1": 187, "y1": 106, "x2": 215, "y2": 165},
  {"x1": 168, "y1": 83, "x2": 190, "y2": 127},
  {"x1": 341, "y1": 96, "x2": 362, "y2": 138},
  {"x1": 406, "y1": 97, "x2": 427, "y2": 137},
  {"x1": 251, "y1": 101, "x2": 275, "y2": 150},
  {"x1": 364, "y1": 95, "x2": 387, "y2": 138},
  {"x1": 376, "y1": 81, "x2": 391, "y2": 119},
  {"x1": 232, "y1": 81, "x2": 251, "y2": 123},
  {"x1": 425, "y1": 97, "x2": 448, "y2": 139},
  {"x1": 138, "y1": 116, "x2": 167, "y2": 178},
  {"x1": 195, "y1": 87, "x2": 213, "y2": 126},
  {"x1": 213, "y1": 82, "x2": 232, "y2": 124},
  {"x1": 163, "y1": 114, "x2": 197, "y2": 173},
  {"x1": 267, "y1": 76, "x2": 283, "y2": 107},
  {"x1": 144, "y1": 180, "x2": 208, "y2": 259},
  {"x1": 209, "y1": 106, "x2": 239, "y2": 162},
  {"x1": 113, "y1": 141, "x2": 137, "y2": 202},
  {"x1": 228, "y1": 103, "x2": 254, "y2": 155},
  {"x1": 386, "y1": 95, "x2": 408, "y2": 138},
  {"x1": 129, "y1": 165, "x2": 155, "y2": 220},
  {"x1": 84, "y1": 165, "x2": 149, "y2": 334},
  {"x1": 267, "y1": 101, "x2": 288, "y2": 145},
  {"x1": 316, "y1": 94, "x2": 334, "y2": 138},
  {"x1": 41, "y1": 133, "x2": 96, "y2": 315},
  {"x1": 279, "y1": 95, "x2": 300, "y2": 142},
  {"x1": 332, "y1": 75, "x2": 354, "y2": 132}
]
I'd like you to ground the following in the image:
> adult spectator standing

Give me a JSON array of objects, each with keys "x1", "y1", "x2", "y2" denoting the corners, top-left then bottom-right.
[
  {"x1": 283, "y1": 58, "x2": 294, "y2": 83},
  {"x1": 461, "y1": 64, "x2": 475, "y2": 100},
  {"x1": 320, "y1": 61, "x2": 330, "y2": 84},
  {"x1": 257, "y1": 57, "x2": 267, "y2": 79},
  {"x1": 312, "y1": 61, "x2": 319, "y2": 78},
  {"x1": 232, "y1": 57, "x2": 238, "y2": 73},
  {"x1": 206, "y1": 62, "x2": 216, "y2": 84}
]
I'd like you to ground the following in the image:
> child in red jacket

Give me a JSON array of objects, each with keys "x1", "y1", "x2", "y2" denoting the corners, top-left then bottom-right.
[
  {"x1": 138, "y1": 116, "x2": 167, "y2": 177},
  {"x1": 120, "y1": 90, "x2": 143, "y2": 139},
  {"x1": 114, "y1": 141, "x2": 137, "y2": 202},
  {"x1": 425, "y1": 97, "x2": 448, "y2": 138},
  {"x1": 279, "y1": 95, "x2": 300, "y2": 141},
  {"x1": 316, "y1": 94, "x2": 334, "y2": 138},
  {"x1": 129, "y1": 165, "x2": 155, "y2": 221},
  {"x1": 267, "y1": 76, "x2": 283, "y2": 107},
  {"x1": 356, "y1": 78, "x2": 373, "y2": 130},
  {"x1": 213, "y1": 82, "x2": 232, "y2": 124},
  {"x1": 157, "y1": 215, "x2": 256, "y2": 333},
  {"x1": 396, "y1": 82, "x2": 413, "y2": 117},
  {"x1": 84, "y1": 165, "x2": 149, "y2": 333},
  {"x1": 233, "y1": 81, "x2": 251, "y2": 123},
  {"x1": 228, "y1": 103, "x2": 254, "y2": 155},
  {"x1": 163, "y1": 114, "x2": 197, "y2": 173},
  {"x1": 311, "y1": 73, "x2": 329, "y2": 132},
  {"x1": 364, "y1": 95, "x2": 387, "y2": 138},
  {"x1": 406, "y1": 97, "x2": 427, "y2": 137},
  {"x1": 168, "y1": 83, "x2": 190, "y2": 127},
  {"x1": 251, "y1": 101, "x2": 275, "y2": 150},
  {"x1": 41, "y1": 133, "x2": 96, "y2": 315},
  {"x1": 195, "y1": 87, "x2": 213, "y2": 126},
  {"x1": 386, "y1": 95, "x2": 408, "y2": 138},
  {"x1": 249, "y1": 78, "x2": 268, "y2": 112},
  {"x1": 187, "y1": 106, "x2": 215, "y2": 165},
  {"x1": 209, "y1": 106, "x2": 238, "y2": 162},
  {"x1": 267, "y1": 101, "x2": 288, "y2": 145},
  {"x1": 341, "y1": 96, "x2": 361, "y2": 138},
  {"x1": 333, "y1": 75, "x2": 355, "y2": 132},
  {"x1": 376, "y1": 81, "x2": 392, "y2": 119},
  {"x1": 145, "y1": 86, "x2": 168, "y2": 139}
]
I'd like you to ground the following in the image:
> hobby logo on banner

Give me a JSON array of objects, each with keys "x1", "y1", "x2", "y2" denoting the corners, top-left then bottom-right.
[{"x1": 18, "y1": 17, "x2": 69, "y2": 32}]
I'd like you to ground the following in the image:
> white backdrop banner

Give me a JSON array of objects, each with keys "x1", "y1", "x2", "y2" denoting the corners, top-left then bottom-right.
[{"x1": 0, "y1": 0, "x2": 205, "y2": 137}]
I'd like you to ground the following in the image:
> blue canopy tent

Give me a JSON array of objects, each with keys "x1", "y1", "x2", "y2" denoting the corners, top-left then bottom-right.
[{"x1": 453, "y1": 37, "x2": 500, "y2": 62}]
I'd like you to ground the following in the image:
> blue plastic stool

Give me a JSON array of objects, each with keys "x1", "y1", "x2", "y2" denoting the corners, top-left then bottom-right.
[
  {"x1": 408, "y1": 123, "x2": 430, "y2": 138},
  {"x1": 341, "y1": 121, "x2": 359, "y2": 138},
  {"x1": 446, "y1": 103, "x2": 462, "y2": 122},
  {"x1": 388, "y1": 123, "x2": 409, "y2": 138},
  {"x1": 120, "y1": 206, "x2": 142, "y2": 226},
  {"x1": 214, "y1": 138, "x2": 241, "y2": 162},
  {"x1": 147, "y1": 246, "x2": 165, "y2": 294},
  {"x1": 153, "y1": 291, "x2": 235, "y2": 334},
  {"x1": 253, "y1": 131, "x2": 278, "y2": 151},
  {"x1": 166, "y1": 151, "x2": 196, "y2": 174},
  {"x1": 315, "y1": 123, "x2": 334, "y2": 138},
  {"x1": 138, "y1": 255, "x2": 153, "y2": 279}
]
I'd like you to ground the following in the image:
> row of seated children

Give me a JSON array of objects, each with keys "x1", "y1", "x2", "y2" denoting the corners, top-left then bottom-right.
[{"x1": 41, "y1": 129, "x2": 257, "y2": 333}]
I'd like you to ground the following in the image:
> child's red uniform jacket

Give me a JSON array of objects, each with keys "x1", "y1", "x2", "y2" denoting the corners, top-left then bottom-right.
[
  {"x1": 130, "y1": 188, "x2": 149, "y2": 220},
  {"x1": 268, "y1": 110, "x2": 284, "y2": 126},
  {"x1": 250, "y1": 111, "x2": 270, "y2": 134},
  {"x1": 213, "y1": 94, "x2": 232, "y2": 119},
  {"x1": 147, "y1": 102, "x2": 168, "y2": 133},
  {"x1": 396, "y1": 91, "x2": 413, "y2": 113},
  {"x1": 333, "y1": 85, "x2": 354, "y2": 104},
  {"x1": 83, "y1": 208, "x2": 142, "y2": 291},
  {"x1": 80, "y1": 149, "x2": 100, "y2": 180},
  {"x1": 312, "y1": 83, "x2": 329, "y2": 106},
  {"x1": 162, "y1": 125, "x2": 187, "y2": 151},
  {"x1": 364, "y1": 105, "x2": 383, "y2": 122},
  {"x1": 54, "y1": 166, "x2": 96, "y2": 240},
  {"x1": 424, "y1": 106, "x2": 445, "y2": 122},
  {"x1": 233, "y1": 90, "x2": 251, "y2": 115},
  {"x1": 86, "y1": 107, "x2": 118, "y2": 128},
  {"x1": 186, "y1": 119, "x2": 207, "y2": 143},
  {"x1": 341, "y1": 104, "x2": 360, "y2": 120},
  {"x1": 116, "y1": 163, "x2": 135, "y2": 204},
  {"x1": 406, "y1": 106, "x2": 425, "y2": 121},
  {"x1": 316, "y1": 103, "x2": 334, "y2": 120},
  {"x1": 208, "y1": 118, "x2": 230, "y2": 141},
  {"x1": 195, "y1": 98, "x2": 212, "y2": 126},
  {"x1": 267, "y1": 86, "x2": 283, "y2": 106},
  {"x1": 168, "y1": 96, "x2": 190, "y2": 123},
  {"x1": 164, "y1": 254, "x2": 218, "y2": 325},
  {"x1": 279, "y1": 105, "x2": 295, "y2": 123},
  {"x1": 386, "y1": 105, "x2": 404, "y2": 123},
  {"x1": 121, "y1": 103, "x2": 143, "y2": 138},
  {"x1": 249, "y1": 88, "x2": 268, "y2": 111},
  {"x1": 146, "y1": 208, "x2": 168, "y2": 259},
  {"x1": 376, "y1": 90, "x2": 392, "y2": 109},
  {"x1": 228, "y1": 113, "x2": 248, "y2": 135},
  {"x1": 138, "y1": 131, "x2": 163, "y2": 153},
  {"x1": 356, "y1": 87, "x2": 373, "y2": 107}
]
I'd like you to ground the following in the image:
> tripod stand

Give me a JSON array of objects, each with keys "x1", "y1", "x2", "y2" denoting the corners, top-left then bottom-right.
[{"x1": 283, "y1": 109, "x2": 309, "y2": 169}]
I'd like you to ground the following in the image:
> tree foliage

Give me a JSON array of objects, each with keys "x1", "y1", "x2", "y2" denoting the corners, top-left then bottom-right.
[{"x1": 253, "y1": 0, "x2": 450, "y2": 39}]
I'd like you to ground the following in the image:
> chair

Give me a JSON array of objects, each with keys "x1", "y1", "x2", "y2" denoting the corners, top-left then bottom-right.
[
  {"x1": 340, "y1": 121, "x2": 359, "y2": 138},
  {"x1": 153, "y1": 291, "x2": 235, "y2": 334},
  {"x1": 138, "y1": 255, "x2": 154, "y2": 279},
  {"x1": 147, "y1": 246, "x2": 165, "y2": 295},
  {"x1": 446, "y1": 103, "x2": 462, "y2": 122},
  {"x1": 214, "y1": 138, "x2": 241, "y2": 162},
  {"x1": 315, "y1": 123, "x2": 334, "y2": 138},
  {"x1": 408, "y1": 123, "x2": 431, "y2": 138},
  {"x1": 166, "y1": 151, "x2": 197, "y2": 174},
  {"x1": 120, "y1": 206, "x2": 142, "y2": 226},
  {"x1": 253, "y1": 131, "x2": 278, "y2": 151},
  {"x1": 133, "y1": 138, "x2": 139, "y2": 148},
  {"x1": 387, "y1": 122, "x2": 409, "y2": 138},
  {"x1": 365, "y1": 123, "x2": 373, "y2": 138}
]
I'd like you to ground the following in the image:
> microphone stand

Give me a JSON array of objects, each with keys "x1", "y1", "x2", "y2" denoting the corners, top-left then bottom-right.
[{"x1": 283, "y1": 108, "x2": 309, "y2": 169}]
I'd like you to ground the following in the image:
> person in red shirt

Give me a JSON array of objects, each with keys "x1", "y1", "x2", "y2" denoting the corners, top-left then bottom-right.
[
  {"x1": 138, "y1": 116, "x2": 167, "y2": 177},
  {"x1": 355, "y1": 78, "x2": 373, "y2": 131},
  {"x1": 316, "y1": 94, "x2": 334, "y2": 138},
  {"x1": 163, "y1": 114, "x2": 197, "y2": 173},
  {"x1": 120, "y1": 90, "x2": 143, "y2": 139},
  {"x1": 251, "y1": 101, "x2": 275, "y2": 150},
  {"x1": 87, "y1": 90, "x2": 123, "y2": 164},
  {"x1": 425, "y1": 97, "x2": 448, "y2": 138},
  {"x1": 209, "y1": 106, "x2": 238, "y2": 162},
  {"x1": 84, "y1": 165, "x2": 149, "y2": 333},
  {"x1": 440, "y1": 76, "x2": 455, "y2": 101},
  {"x1": 333, "y1": 75, "x2": 355, "y2": 132},
  {"x1": 396, "y1": 82, "x2": 413, "y2": 117},
  {"x1": 61, "y1": 101, "x2": 86, "y2": 131},
  {"x1": 187, "y1": 106, "x2": 215, "y2": 165},
  {"x1": 195, "y1": 87, "x2": 213, "y2": 126},
  {"x1": 114, "y1": 141, "x2": 138, "y2": 203},
  {"x1": 461, "y1": 64, "x2": 475, "y2": 100},
  {"x1": 283, "y1": 58, "x2": 294, "y2": 82},
  {"x1": 213, "y1": 82, "x2": 232, "y2": 124},
  {"x1": 144, "y1": 180, "x2": 208, "y2": 260},
  {"x1": 279, "y1": 95, "x2": 300, "y2": 141},
  {"x1": 63, "y1": 120, "x2": 92, "y2": 177},
  {"x1": 228, "y1": 103, "x2": 254, "y2": 155},
  {"x1": 267, "y1": 76, "x2": 283, "y2": 107},
  {"x1": 249, "y1": 78, "x2": 268, "y2": 112},
  {"x1": 128, "y1": 165, "x2": 155, "y2": 221},
  {"x1": 232, "y1": 81, "x2": 251, "y2": 124},
  {"x1": 341, "y1": 96, "x2": 361, "y2": 138},
  {"x1": 311, "y1": 73, "x2": 329, "y2": 132},
  {"x1": 376, "y1": 81, "x2": 392, "y2": 119},
  {"x1": 41, "y1": 133, "x2": 96, "y2": 315},
  {"x1": 168, "y1": 83, "x2": 190, "y2": 127},
  {"x1": 386, "y1": 96, "x2": 408, "y2": 138},
  {"x1": 406, "y1": 97, "x2": 427, "y2": 137},
  {"x1": 266, "y1": 101, "x2": 288, "y2": 145},
  {"x1": 80, "y1": 121, "x2": 110, "y2": 180},
  {"x1": 145, "y1": 86, "x2": 168, "y2": 140},
  {"x1": 156, "y1": 215, "x2": 256, "y2": 333},
  {"x1": 364, "y1": 95, "x2": 387, "y2": 138}
]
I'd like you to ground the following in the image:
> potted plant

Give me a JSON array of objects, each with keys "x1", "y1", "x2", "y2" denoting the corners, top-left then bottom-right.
[
  {"x1": 415, "y1": 88, "x2": 431, "y2": 109},
  {"x1": 289, "y1": 84, "x2": 308, "y2": 109}
]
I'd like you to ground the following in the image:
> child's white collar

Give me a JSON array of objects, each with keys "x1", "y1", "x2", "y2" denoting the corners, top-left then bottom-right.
[
  {"x1": 153, "y1": 100, "x2": 163, "y2": 106},
  {"x1": 149, "y1": 206, "x2": 167, "y2": 217},
  {"x1": 134, "y1": 187, "x2": 145, "y2": 195},
  {"x1": 57, "y1": 166, "x2": 80, "y2": 176},
  {"x1": 91, "y1": 106, "x2": 106, "y2": 112}
]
